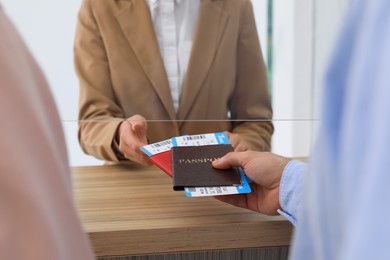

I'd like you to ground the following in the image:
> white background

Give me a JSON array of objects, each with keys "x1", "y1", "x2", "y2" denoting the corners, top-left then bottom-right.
[
  {"x1": 271, "y1": 0, "x2": 348, "y2": 157},
  {"x1": 2, "y1": 0, "x2": 347, "y2": 166}
]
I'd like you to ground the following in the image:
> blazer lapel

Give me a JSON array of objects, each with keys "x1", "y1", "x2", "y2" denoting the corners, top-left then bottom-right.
[
  {"x1": 116, "y1": 0, "x2": 176, "y2": 120},
  {"x1": 178, "y1": 0, "x2": 229, "y2": 121}
]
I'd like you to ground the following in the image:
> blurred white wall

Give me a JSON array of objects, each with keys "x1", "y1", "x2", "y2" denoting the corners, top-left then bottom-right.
[
  {"x1": 272, "y1": 0, "x2": 348, "y2": 157},
  {"x1": 2, "y1": 0, "x2": 103, "y2": 166},
  {"x1": 252, "y1": 0, "x2": 268, "y2": 60},
  {"x1": 1, "y1": 0, "x2": 348, "y2": 165}
]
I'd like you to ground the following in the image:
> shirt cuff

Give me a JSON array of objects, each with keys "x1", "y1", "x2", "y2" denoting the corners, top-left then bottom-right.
[
  {"x1": 112, "y1": 137, "x2": 126, "y2": 161},
  {"x1": 277, "y1": 159, "x2": 307, "y2": 225}
]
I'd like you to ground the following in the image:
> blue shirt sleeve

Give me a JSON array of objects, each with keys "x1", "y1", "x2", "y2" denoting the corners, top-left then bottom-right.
[{"x1": 277, "y1": 160, "x2": 307, "y2": 225}]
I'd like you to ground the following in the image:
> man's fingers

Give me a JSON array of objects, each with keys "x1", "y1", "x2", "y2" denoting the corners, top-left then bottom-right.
[
  {"x1": 212, "y1": 152, "x2": 244, "y2": 169},
  {"x1": 234, "y1": 143, "x2": 248, "y2": 152},
  {"x1": 214, "y1": 194, "x2": 248, "y2": 209}
]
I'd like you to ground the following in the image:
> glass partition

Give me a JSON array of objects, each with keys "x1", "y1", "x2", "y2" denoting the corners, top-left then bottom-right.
[{"x1": 2, "y1": 0, "x2": 348, "y2": 166}]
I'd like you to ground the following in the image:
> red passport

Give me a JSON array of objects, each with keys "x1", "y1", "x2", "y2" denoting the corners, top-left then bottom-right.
[
  {"x1": 140, "y1": 139, "x2": 173, "y2": 177},
  {"x1": 149, "y1": 150, "x2": 172, "y2": 177}
]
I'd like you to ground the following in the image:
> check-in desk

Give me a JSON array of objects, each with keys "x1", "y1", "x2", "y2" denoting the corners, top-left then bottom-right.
[{"x1": 72, "y1": 165, "x2": 293, "y2": 260}]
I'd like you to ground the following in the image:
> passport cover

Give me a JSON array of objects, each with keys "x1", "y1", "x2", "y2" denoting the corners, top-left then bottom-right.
[
  {"x1": 149, "y1": 150, "x2": 172, "y2": 177},
  {"x1": 171, "y1": 144, "x2": 242, "y2": 191}
]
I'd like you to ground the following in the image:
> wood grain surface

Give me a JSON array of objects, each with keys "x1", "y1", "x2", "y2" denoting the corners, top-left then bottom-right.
[{"x1": 72, "y1": 165, "x2": 293, "y2": 257}]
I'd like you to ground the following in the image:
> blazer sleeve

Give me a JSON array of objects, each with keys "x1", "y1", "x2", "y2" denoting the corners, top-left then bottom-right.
[
  {"x1": 74, "y1": 0, "x2": 124, "y2": 162},
  {"x1": 230, "y1": 0, "x2": 274, "y2": 151}
]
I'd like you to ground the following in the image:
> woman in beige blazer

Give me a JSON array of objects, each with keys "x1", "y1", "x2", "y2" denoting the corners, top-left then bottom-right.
[{"x1": 75, "y1": 0, "x2": 273, "y2": 165}]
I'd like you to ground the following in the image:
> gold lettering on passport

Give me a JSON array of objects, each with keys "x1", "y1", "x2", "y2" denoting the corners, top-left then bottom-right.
[{"x1": 178, "y1": 158, "x2": 218, "y2": 164}]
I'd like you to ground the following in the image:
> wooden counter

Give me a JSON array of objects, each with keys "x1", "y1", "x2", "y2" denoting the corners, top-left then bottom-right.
[{"x1": 72, "y1": 165, "x2": 293, "y2": 259}]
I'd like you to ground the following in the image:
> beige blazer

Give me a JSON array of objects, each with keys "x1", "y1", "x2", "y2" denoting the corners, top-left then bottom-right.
[
  {"x1": 75, "y1": 0, "x2": 273, "y2": 162},
  {"x1": 0, "y1": 8, "x2": 94, "y2": 259}
]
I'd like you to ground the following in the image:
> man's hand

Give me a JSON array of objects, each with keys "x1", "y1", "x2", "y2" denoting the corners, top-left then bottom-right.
[
  {"x1": 117, "y1": 114, "x2": 152, "y2": 166},
  {"x1": 224, "y1": 131, "x2": 249, "y2": 152},
  {"x1": 212, "y1": 151, "x2": 290, "y2": 215}
]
